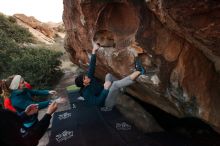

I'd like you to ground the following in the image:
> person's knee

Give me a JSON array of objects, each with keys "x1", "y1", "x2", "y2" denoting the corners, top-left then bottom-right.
[
  {"x1": 111, "y1": 81, "x2": 120, "y2": 90},
  {"x1": 105, "y1": 73, "x2": 112, "y2": 78},
  {"x1": 105, "y1": 73, "x2": 114, "y2": 82}
]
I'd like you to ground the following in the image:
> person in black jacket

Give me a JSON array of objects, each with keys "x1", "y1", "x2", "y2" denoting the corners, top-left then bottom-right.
[
  {"x1": 0, "y1": 101, "x2": 58, "y2": 146},
  {"x1": 75, "y1": 43, "x2": 143, "y2": 107}
]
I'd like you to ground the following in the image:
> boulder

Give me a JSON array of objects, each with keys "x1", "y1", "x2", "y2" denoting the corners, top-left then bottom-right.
[{"x1": 63, "y1": 0, "x2": 220, "y2": 132}]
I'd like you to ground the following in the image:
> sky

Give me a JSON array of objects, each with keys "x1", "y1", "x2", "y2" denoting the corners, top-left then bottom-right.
[{"x1": 0, "y1": 0, "x2": 63, "y2": 22}]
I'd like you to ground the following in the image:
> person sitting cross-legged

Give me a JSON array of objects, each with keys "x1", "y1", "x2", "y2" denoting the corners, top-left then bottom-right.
[{"x1": 75, "y1": 43, "x2": 142, "y2": 108}]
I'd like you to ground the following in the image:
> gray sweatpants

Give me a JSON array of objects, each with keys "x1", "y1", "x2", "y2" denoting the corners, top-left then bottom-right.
[{"x1": 104, "y1": 73, "x2": 134, "y2": 108}]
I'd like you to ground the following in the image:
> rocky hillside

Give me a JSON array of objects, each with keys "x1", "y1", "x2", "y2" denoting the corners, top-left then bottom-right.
[
  {"x1": 13, "y1": 14, "x2": 65, "y2": 44},
  {"x1": 63, "y1": 0, "x2": 220, "y2": 133}
]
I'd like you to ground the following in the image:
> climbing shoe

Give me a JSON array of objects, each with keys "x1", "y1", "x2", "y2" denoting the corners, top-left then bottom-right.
[{"x1": 135, "y1": 57, "x2": 145, "y2": 75}]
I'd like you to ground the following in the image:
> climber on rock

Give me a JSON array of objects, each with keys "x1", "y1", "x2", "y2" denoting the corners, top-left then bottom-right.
[{"x1": 75, "y1": 42, "x2": 145, "y2": 108}]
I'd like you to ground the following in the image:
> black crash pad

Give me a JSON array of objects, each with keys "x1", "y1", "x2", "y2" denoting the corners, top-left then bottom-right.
[{"x1": 48, "y1": 90, "x2": 192, "y2": 146}]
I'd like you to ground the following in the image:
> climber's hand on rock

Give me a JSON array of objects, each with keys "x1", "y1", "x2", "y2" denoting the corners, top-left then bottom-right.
[{"x1": 92, "y1": 42, "x2": 100, "y2": 54}]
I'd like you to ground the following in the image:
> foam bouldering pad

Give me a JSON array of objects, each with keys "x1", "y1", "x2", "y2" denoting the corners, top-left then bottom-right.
[{"x1": 48, "y1": 89, "x2": 192, "y2": 146}]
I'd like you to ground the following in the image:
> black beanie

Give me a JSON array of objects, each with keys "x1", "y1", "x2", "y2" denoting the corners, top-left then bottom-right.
[{"x1": 75, "y1": 74, "x2": 84, "y2": 87}]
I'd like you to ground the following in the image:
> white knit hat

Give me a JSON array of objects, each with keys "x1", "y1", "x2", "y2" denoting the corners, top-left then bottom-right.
[{"x1": 9, "y1": 75, "x2": 23, "y2": 90}]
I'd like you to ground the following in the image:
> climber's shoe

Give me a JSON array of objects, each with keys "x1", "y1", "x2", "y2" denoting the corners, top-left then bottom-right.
[{"x1": 135, "y1": 58, "x2": 145, "y2": 75}]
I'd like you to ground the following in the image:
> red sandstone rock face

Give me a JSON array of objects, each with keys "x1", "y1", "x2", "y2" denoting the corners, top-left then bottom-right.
[
  {"x1": 14, "y1": 14, "x2": 55, "y2": 38},
  {"x1": 63, "y1": 0, "x2": 220, "y2": 132}
]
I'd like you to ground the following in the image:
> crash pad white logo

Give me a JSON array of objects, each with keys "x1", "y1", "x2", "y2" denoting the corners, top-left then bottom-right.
[
  {"x1": 116, "y1": 122, "x2": 132, "y2": 130},
  {"x1": 58, "y1": 112, "x2": 72, "y2": 120},
  {"x1": 56, "y1": 130, "x2": 74, "y2": 143},
  {"x1": 72, "y1": 103, "x2": 76, "y2": 109},
  {"x1": 100, "y1": 106, "x2": 112, "y2": 112}
]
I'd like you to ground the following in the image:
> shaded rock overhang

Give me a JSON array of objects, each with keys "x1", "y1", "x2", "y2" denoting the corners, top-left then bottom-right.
[{"x1": 63, "y1": 0, "x2": 220, "y2": 133}]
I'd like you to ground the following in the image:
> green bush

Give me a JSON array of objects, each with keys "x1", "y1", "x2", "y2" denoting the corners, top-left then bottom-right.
[
  {"x1": 0, "y1": 14, "x2": 64, "y2": 89},
  {"x1": 8, "y1": 16, "x2": 16, "y2": 23},
  {"x1": 9, "y1": 47, "x2": 63, "y2": 89},
  {"x1": 0, "y1": 14, "x2": 33, "y2": 43},
  {"x1": 0, "y1": 47, "x2": 64, "y2": 89}
]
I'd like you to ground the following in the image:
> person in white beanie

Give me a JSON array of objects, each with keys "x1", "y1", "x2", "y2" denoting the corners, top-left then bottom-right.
[{"x1": 9, "y1": 75, "x2": 57, "y2": 128}]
